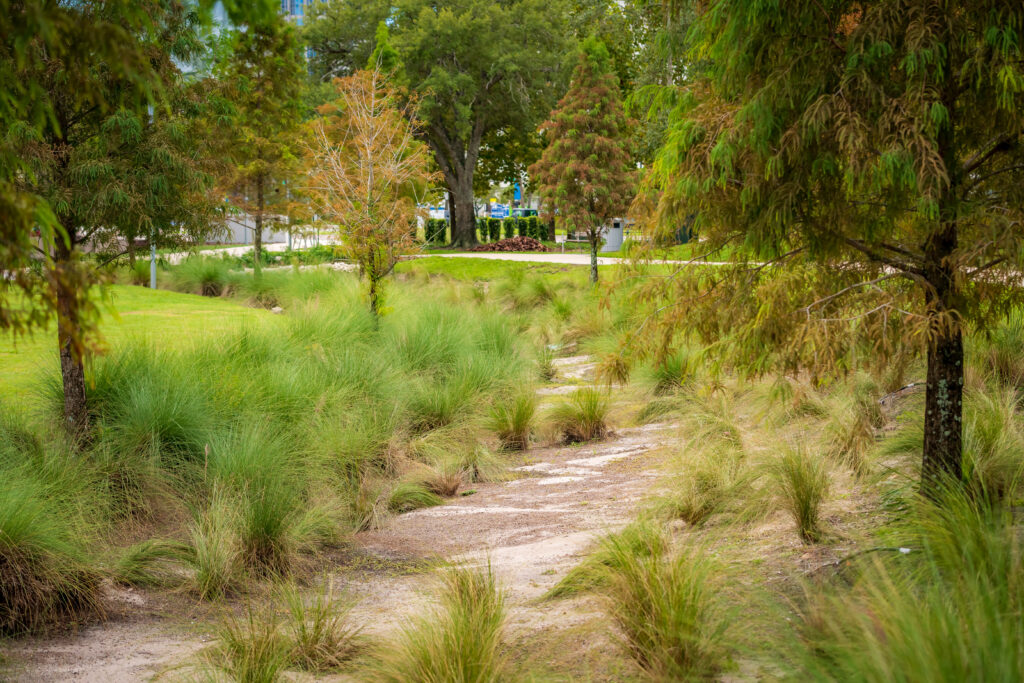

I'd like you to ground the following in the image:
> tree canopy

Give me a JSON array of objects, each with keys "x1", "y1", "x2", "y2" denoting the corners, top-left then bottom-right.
[
  {"x1": 383, "y1": 0, "x2": 571, "y2": 247},
  {"x1": 531, "y1": 37, "x2": 635, "y2": 284},
  {"x1": 631, "y1": 0, "x2": 1024, "y2": 492}
]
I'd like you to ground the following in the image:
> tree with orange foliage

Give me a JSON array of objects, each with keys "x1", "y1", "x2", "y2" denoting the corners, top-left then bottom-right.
[{"x1": 305, "y1": 66, "x2": 436, "y2": 316}]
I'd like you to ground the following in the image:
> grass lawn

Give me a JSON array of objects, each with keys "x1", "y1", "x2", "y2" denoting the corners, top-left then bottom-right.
[
  {"x1": 0, "y1": 285, "x2": 269, "y2": 405},
  {"x1": 397, "y1": 255, "x2": 591, "y2": 282},
  {"x1": 418, "y1": 240, "x2": 731, "y2": 261}
]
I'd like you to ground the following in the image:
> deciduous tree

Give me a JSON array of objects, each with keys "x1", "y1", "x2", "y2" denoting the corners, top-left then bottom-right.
[
  {"x1": 385, "y1": 0, "x2": 571, "y2": 248},
  {"x1": 304, "y1": 66, "x2": 435, "y2": 316},
  {"x1": 632, "y1": 0, "x2": 1024, "y2": 494},
  {"x1": 212, "y1": 17, "x2": 305, "y2": 278},
  {"x1": 2, "y1": 0, "x2": 218, "y2": 430},
  {"x1": 530, "y1": 37, "x2": 635, "y2": 284}
]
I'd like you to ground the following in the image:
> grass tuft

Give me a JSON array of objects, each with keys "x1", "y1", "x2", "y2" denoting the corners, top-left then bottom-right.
[
  {"x1": 281, "y1": 579, "x2": 361, "y2": 672},
  {"x1": 369, "y1": 566, "x2": 508, "y2": 682},
  {"x1": 488, "y1": 392, "x2": 537, "y2": 450},
  {"x1": 549, "y1": 387, "x2": 610, "y2": 443},
  {"x1": 772, "y1": 447, "x2": 830, "y2": 543}
]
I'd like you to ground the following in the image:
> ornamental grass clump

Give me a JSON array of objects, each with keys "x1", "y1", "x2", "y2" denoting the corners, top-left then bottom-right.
[
  {"x1": 550, "y1": 387, "x2": 610, "y2": 443},
  {"x1": 369, "y1": 567, "x2": 509, "y2": 682},
  {"x1": 488, "y1": 392, "x2": 537, "y2": 450}
]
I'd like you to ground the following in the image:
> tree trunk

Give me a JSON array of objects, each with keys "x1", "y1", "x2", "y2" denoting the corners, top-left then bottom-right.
[
  {"x1": 54, "y1": 239, "x2": 87, "y2": 434},
  {"x1": 254, "y1": 177, "x2": 264, "y2": 279},
  {"x1": 451, "y1": 177, "x2": 478, "y2": 248},
  {"x1": 589, "y1": 229, "x2": 599, "y2": 284},
  {"x1": 368, "y1": 275, "x2": 380, "y2": 318},
  {"x1": 446, "y1": 191, "x2": 456, "y2": 244},
  {"x1": 921, "y1": 219, "x2": 963, "y2": 495}
]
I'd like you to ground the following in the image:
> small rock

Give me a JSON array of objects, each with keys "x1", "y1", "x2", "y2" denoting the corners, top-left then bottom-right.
[{"x1": 270, "y1": 306, "x2": 284, "y2": 314}]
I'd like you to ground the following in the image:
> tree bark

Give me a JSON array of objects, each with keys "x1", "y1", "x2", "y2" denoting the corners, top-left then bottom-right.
[
  {"x1": 589, "y1": 228, "x2": 599, "y2": 284},
  {"x1": 446, "y1": 191, "x2": 457, "y2": 244},
  {"x1": 254, "y1": 177, "x2": 264, "y2": 279},
  {"x1": 921, "y1": 219, "x2": 963, "y2": 495},
  {"x1": 452, "y1": 177, "x2": 477, "y2": 248},
  {"x1": 54, "y1": 237, "x2": 87, "y2": 434}
]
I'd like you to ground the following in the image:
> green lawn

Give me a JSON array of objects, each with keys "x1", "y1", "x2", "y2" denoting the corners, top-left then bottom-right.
[
  {"x1": 0, "y1": 285, "x2": 269, "y2": 403},
  {"x1": 396, "y1": 255, "x2": 590, "y2": 282}
]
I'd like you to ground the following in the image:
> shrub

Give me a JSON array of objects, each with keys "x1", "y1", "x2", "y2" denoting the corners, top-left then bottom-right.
[
  {"x1": 549, "y1": 387, "x2": 610, "y2": 443},
  {"x1": 425, "y1": 218, "x2": 448, "y2": 244},
  {"x1": 489, "y1": 393, "x2": 537, "y2": 450},
  {"x1": 503, "y1": 218, "x2": 515, "y2": 239},
  {"x1": 526, "y1": 216, "x2": 540, "y2": 240},
  {"x1": 772, "y1": 448, "x2": 829, "y2": 542},
  {"x1": 281, "y1": 579, "x2": 362, "y2": 671},
  {"x1": 487, "y1": 218, "x2": 501, "y2": 241},
  {"x1": 476, "y1": 218, "x2": 487, "y2": 242},
  {"x1": 370, "y1": 567, "x2": 508, "y2": 682}
]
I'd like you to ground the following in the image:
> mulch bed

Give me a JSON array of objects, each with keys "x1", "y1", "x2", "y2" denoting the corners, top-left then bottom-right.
[{"x1": 469, "y1": 236, "x2": 550, "y2": 252}]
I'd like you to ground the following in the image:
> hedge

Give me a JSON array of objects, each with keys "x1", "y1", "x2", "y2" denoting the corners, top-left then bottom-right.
[
  {"x1": 426, "y1": 218, "x2": 448, "y2": 243},
  {"x1": 487, "y1": 218, "x2": 501, "y2": 241},
  {"x1": 503, "y1": 217, "x2": 516, "y2": 239}
]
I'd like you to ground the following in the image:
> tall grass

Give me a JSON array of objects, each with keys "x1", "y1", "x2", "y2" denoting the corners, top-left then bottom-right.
[
  {"x1": 549, "y1": 387, "x2": 610, "y2": 443},
  {"x1": 488, "y1": 392, "x2": 537, "y2": 450},
  {"x1": 0, "y1": 475, "x2": 102, "y2": 635},
  {"x1": 795, "y1": 490, "x2": 1024, "y2": 681},
  {"x1": 369, "y1": 567, "x2": 509, "y2": 683},
  {"x1": 170, "y1": 256, "x2": 236, "y2": 297},
  {"x1": 280, "y1": 579, "x2": 361, "y2": 671},
  {"x1": 772, "y1": 447, "x2": 830, "y2": 543},
  {"x1": 207, "y1": 605, "x2": 291, "y2": 683},
  {"x1": 596, "y1": 524, "x2": 731, "y2": 679}
]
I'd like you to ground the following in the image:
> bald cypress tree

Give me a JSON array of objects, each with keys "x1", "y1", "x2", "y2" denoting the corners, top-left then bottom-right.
[
  {"x1": 530, "y1": 37, "x2": 635, "y2": 284},
  {"x1": 634, "y1": 1, "x2": 1024, "y2": 495}
]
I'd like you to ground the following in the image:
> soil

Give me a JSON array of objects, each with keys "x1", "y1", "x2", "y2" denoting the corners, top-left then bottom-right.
[{"x1": 2, "y1": 356, "x2": 674, "y2": 682}]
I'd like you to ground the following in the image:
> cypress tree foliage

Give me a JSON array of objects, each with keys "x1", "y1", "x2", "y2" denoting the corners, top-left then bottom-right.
[
  {"x1": 632, "y1": 1, "x2": 1024, "y2": 494},
  {"x1": 530, "y1": 37, "x2": 635, "y2": 284},
  {"x1": 304, "y1": 66, "x2": 436, "y2": 317},
  {"x1": 212, "y1": 17, "x2": 305, "y2": 280},
  {"x1": 2, "y1": 0, "x2": 218, "y2": 431}
]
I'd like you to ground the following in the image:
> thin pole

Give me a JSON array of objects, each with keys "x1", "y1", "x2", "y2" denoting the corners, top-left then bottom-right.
[{"x1": 147, "y1": 104, "x2": 157, "y2": 289}]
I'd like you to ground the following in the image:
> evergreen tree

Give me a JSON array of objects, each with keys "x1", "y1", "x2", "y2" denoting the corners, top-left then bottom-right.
[
  {"x1": 634, "y1": 1, "x2": 1024, "y2": 493},
  {"x1": 212, "y1": 18, "x2": 305, "y2": 278},
  {"x1": 530, "y1": 37, "x2": 635, "y2": 284}
]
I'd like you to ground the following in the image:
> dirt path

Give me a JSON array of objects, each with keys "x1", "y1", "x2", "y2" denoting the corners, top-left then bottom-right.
[{"x1": 3, "y1": 357, "x2": 673, "y2": 681}]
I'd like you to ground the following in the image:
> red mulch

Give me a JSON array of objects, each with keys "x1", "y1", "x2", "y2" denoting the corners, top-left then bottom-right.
[{"x1": 469, "y1": 237, "x2": 549, "y2": 252}]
